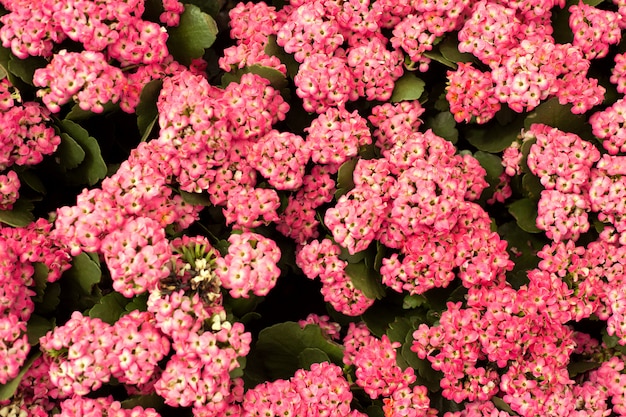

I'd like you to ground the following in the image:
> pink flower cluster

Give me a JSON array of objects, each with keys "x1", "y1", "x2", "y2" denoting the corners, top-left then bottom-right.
[
  {"x1": 446, "y1": 62, "x2": 500, "y2": 124},
  {"x1": 526, "y1": 124, "x2": 600, "y2": 242},
  {"x1": 368, "y1": 101, "x2": 425, "y2": 150},
  {"x1": 0, "y1": 219, "x2": 71, "y2": 385},
  {"x1": 216, "y1": 232, "x2": 282, "y2": 298},
  {"x1": 0, "y1": 78, "x2": 61, "y2": 207},
  {"x1": 589, "y1": 155, "x2": 626, "y2": 244},
  {"x1": 296, "y1": 238, "x2": 374, "y2": 316},
  {"x1": 241, "y1": 362, "x2": 365, "y2": 417},
  {"x1": 33, "y1": 50, "x2": 125, "y2": 113},
  {"x1": 590, "y1": 97, "x2": 626, "y2": 155},
  {"x1": 54, "y1": 395, "x2": 160, "y2": 417},
  {"x1": 452, "y1": 1, "x2": 605, "y2": 117},
  {"x1": 343, "y1": 323, "x2": 435, "y2": 416},
  {"x1": 220, "y1": 2, "x2": 285, "y2": 73},
  {"x1": 0, "y1": 0, "x2": 172, "y2": 60}
]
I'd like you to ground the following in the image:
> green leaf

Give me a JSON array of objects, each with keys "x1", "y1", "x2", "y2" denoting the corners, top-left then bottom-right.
[
  {"x1": 136, "y1": 79, "x2": 163, "y2": 141},
  {"x1": 474, "y1": 151, "x2": 503, "y2": 184},
  {"x1": 334, "y1": 158, "x2": 358, "y2": 199},
  {"x1": 27, "y1": 314, "x2": 54, "y2": 346},
  {"x1": 8, "y1": 54, "x2": 47, "y2": 85},
  {"x1": 492, "y1": 397, "x2": 515, "y2": 414},
  {"x1": 366, "y1": 405, "x2": 385, "y2": 417},
  {"x1": 466, "y1": 117, "x2": 524, "y2": 153},
  {"x1": 265, "y1": 35, "x2": 299, "y2": 78},
  {"x1": 64, "y1": 252, "x2": 102, "y2": 295},
  {"x1": 125, "y1": 293, "x2": 149, "y2": 313},
  {"x1": 524, "y1": 98, "x2": 588, "y2": 134},
  {"x1": 439, "y1": 36, "x2": 476, "y2": 65},
  {"x1": 35, "y1": 282, "x2": 61, "y2": 315},
  {"x1": 403, "y1": 294, "x2": 427, "y2": 309},
  {"x1": 344, "y1": 261, "x2": 385, "y2": 300},
  {"x1": 121, "y1": 394, "x2": 164, "y2": 411},
  {"x1": 186, "y1": 0, "x2": 222, "y2": 17},
  {"x1": 568, "y1": 361, "x2": 601, "y2": 377},
  {"x1": 386, "y1": 317, "x2": 412, "y2": 344},
  {"x1": 59, "y1": 120, "x2": 107, "y2": 186},
  {"x1": 0, "y1": 199, "x2": 34, "y2": 227},
  {"x1": 17, "y1": 170, "x2": 46, "y2": 194},
  {"x1": 179, "y1": 190, "x2": 212, "y2": 206},
  {"x1": 427, "y1": 111, "x2": 458, "y2": 144},
  {"x1": 401, "y1": 334, "x2": 441, "y2": 392},
  {"x1": 89, "y1": 292, "x2": 129, "y2": 324},
  {"x1": 65, "y1": 101, "x2": 118, "y2": 121},
  {"x1": 508, "y1": 198, "x2": 541, "y2": 233},
  {"x1": 221, "y1": 64, "x2": 288, "y2": 92},
  {"x1": 245, "y1": 322, "x2": 344, "y2": 382},
  {"x1": 522, "y1": 173, "x2": 543, "y2": 200},
  {"x1": 391, "y1": 73, "x2": 426, "y2": 102},
  {"x1": 58, "y1": 133, "x2": 86, "y2": 170},
  {"x1": 422, "y1": 51, "x2": 456, "y2": 69},
  {"x1": 361, "y1": 301, "x2": 404, "y2": 337},
  {"x1": 167, "y1": 4, "x2": 218, "y2": 65},
  {"x1": 0, "y1": 353, "x2": 40, "y2": 401},
  {"x1": 298, "y1": 348, "x2": 330, "y2": 370}
]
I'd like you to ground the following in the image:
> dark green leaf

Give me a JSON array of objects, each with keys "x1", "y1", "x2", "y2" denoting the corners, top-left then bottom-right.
[
  {"x1": 338, "y1": 245, "x2": 367, "y2": 264},
  {"x1": 391, "y1": 73, "x2": 425, "y2": 102},
  {"x1": 524, "y1": 98, "x2": 588, "y2": 134},
  {"x1": 422, "y1": 50, "x2": 456, "y2": 69},
  {"x1": 386, "y1": 317, "x2": 411, "y2": 344},
  {"x1": 136, "y1": 79, "x2": 162, "y2": 141},
  {"x1": 167, "y1": 4, "x2": 218, "y2": 65},
  {"x1": 492, "y1": 397, "x2": 515, "y2": 414},
  {"x1": 265, "y1": 35, "x2": 299, "y2": 78},
  {"x1": 64, "y1": 252, "x2": 102, "y2": 295},
  {"x1": 125, "y1": 293, "x2": 149, "y2": 313},
  {"x1": 403, "y1": 294, "x2": 427, "y2": 309},
  {"x1": 35, "y1": 282, "x2": 61, "y2": 315},
  {"x1": 121, "y1": 394, "x2": 164, "y2": 411},
  {"x1": 439, "y1": 36, "x2": 475, "y2": 65},
  {"x1": 427, "y1": 111, "x2": 458, "y2": 144},
  {"x1": 65, "y1": 101, "x2": 118, "y2": 121},
  {"x1": 180, "y1": 190, "x2": 212, "y2": 206},
  {"x1": 58, "y1": 133, "x2": 86, "y2": 170},
  {"x1": 59, "y1": 120, "x2": 107, "y2": 186},
  {"x1": 401, "y1": 337, "x2": 441, "y2": 392},
  {"x1": 8, "y1": 55, "x2": 47, "y2": 85},
  {"x1": 186, "y1": 0, "x2": 221, "y2": 17},
  {"x1": 221, "y1": 64, "x2": 288, "y2": 92},
  {"x1": 466, "y1": 117, "x2": 524, "y2": 153},
  {"x1": 361, "y1": 301, "x2": 404, "y2": 337},
  {"x1": 0, "y1": 353, "x2": 40, "y2": 400},
  {"x1": 344, "y1": 261, "x2": 385, "y2": 300},
  {"x1": 17, "y1": 170, "x2": 46, "y2": 194},
  {"x1": 474, "y1": 151, "x2": 503, "y2": 183},
  {"x1": 246, "y1": 322, "x2": 344, "y2": 382},
  {"x1": 568, "y1": 361, "x2": 601, "y2": 377},
  {"x1": 298, "y1": 348, "x2": 330, "y2": 370},
  {"x1": 508, "y1": 198, "x2": 541, "y2": 233},
  {"x1": 366, "y1": 405, "x2": 385, "y2": 417},
  {"x1": 522, "y1": 173, "x2": 543, "y2": 200},
  {"x1": 334, "y1": 158, "x2": 358, "y2": 199},
  {"x1": 89, "y1": 292, "x2": 128, "y2": 324},
  {"x1": 27, "y1": 314, "x2": 54, "y2": 346},
  {"x1": 0, "y1": 199, "x2": 34, "y2": 227}
]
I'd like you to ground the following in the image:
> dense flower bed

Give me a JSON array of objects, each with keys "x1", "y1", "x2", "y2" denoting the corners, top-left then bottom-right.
[{"x1": 1, "y1": 0, "x2": 626, "y2": 416}]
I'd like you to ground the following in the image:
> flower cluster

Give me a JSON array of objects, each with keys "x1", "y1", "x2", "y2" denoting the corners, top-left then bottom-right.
[
  {"x1": 526, "y1": 124, "x2": 600, "y2": 241},
  {"x1": 33, "y1": 50, "x2": 126, "y2": 113},
  {"x1": 215, "y1": 232, "x2": 282, "y2": 298},
  {"x1": 241, "y1": 362, "x2": 364, "y2": 417},
  {"x1": 589, "y1": 155, "x2": 626, "y2": 243},
  {"x1": 446, "y1": 62, "x2": 500, "y2": 124},
  {"x1": 570, "y1": 2, "x2": 622, "y2": 60},
  {"x1": 296, "y1": 238, "x2": 374, "y2": 316},
  {"x1": 0, "y1": 0, "x2": 171, "y2": 62},
  {"x1": 590, "y1": 97, "x2": 626, "y2": 155},
  {"x1": 368, "y1": 101, "x2": 425, "y2": 150}
]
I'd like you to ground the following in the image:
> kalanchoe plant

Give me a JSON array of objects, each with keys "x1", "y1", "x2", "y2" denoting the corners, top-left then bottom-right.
[{"x1": 3, "y1": 0, "x2": 626, "y2": 416}]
